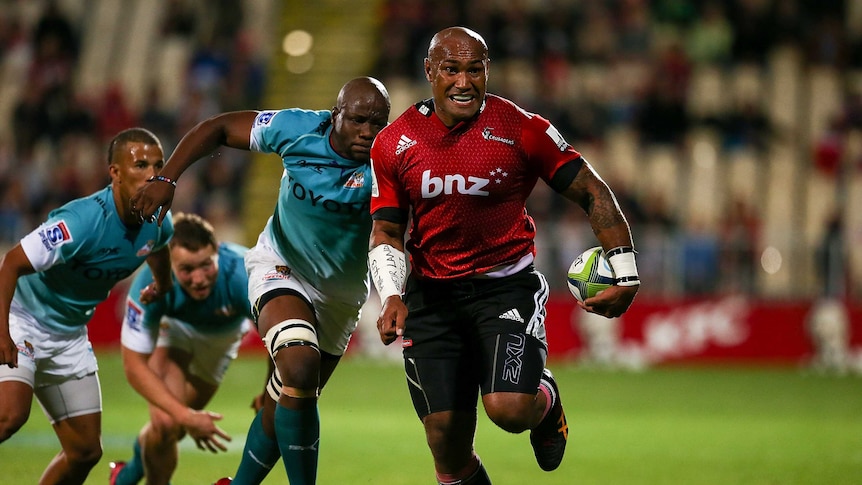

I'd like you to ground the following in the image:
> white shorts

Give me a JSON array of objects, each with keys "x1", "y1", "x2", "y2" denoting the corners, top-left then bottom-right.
[
  {"x1": 156, "y1": 317, "x2": 249, "y2": 385},
  {"x1": 245, "y1": 234, "x2": 362, "y2": 356},
  {"x1": 0, "y1": 303, "x2": 102, "y2": 422}
]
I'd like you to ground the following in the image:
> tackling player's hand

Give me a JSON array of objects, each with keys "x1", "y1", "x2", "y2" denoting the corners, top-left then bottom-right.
[
  {"x1": 181, "y1": 409, "x2": 232, "y2": 453},
  {"x1": 139, "y1": 282, "x2": 171, "y2": 305},
  {"x1": 579, "y1": 284, "x2": 638, "y2": 318},
  {"x1": 377, "y1": 295, "x2": 407, "y2": 345},
  {"x1": 130, "y1": 179, "x2": 175, "y2": 226}
]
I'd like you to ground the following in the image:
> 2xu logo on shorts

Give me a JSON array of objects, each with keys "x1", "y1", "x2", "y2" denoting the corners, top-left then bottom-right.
[
  {"x1": 502, "y1": 333, "x2": 525, "y2": 385},
  {"x1": 421, "y1": 170, "x2": 490, "y2": 198}
]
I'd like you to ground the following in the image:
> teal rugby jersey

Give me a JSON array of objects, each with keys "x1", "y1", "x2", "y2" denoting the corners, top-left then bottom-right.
[
  {"x1": 125, "y1": 242, "x2": 252, "y2": 340},
  {"x1": 250, "y1": 109, "x2": 372, "y2": 302},
  {"x1": 15, "y1": 185, "x2": 174, "y2": 333}
]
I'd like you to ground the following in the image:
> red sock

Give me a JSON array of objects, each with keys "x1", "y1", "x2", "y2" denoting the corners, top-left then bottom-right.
[
  {"x1": 539, "y1": 383, "x2": 553, "y2": 420},
  {"x1": 436, "y1": 454, "x2": 480, "y2": 484}
]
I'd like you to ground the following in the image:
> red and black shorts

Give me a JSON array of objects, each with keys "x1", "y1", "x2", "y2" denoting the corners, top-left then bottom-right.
[{"x1": 401, "y1": 265, "x2": 550, "y2": 419}]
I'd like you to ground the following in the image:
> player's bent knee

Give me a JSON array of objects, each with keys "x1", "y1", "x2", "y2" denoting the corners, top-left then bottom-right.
[
  {"x1": 65, "y1": 441, "x2": 103, "y2": 467},
  {"x1": 0, "y1": 411, "x2": 29, "y2": 441},
  {"x1": 484, "y1": 395, "x2": 534, "y2": 433},
  {"x1": 149, "y1": 415, "x2": 185, "y2": 443},
  {"x1": 263, "y1": 320, "x2": 319, "y2": 401}
]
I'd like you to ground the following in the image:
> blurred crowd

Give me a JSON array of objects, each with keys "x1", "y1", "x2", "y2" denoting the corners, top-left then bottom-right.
[
  {"x1": 1, "y1": 0, "x2": 859, "y2": 300},
  {"x1": 374, "y1": 0, "x2": 861, "y2": 299},
  {"x1": 0, "y1": 0, "x2": 265, "y2": 252}
]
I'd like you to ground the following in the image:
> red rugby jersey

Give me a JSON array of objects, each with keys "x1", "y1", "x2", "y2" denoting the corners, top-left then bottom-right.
[{"x1": 370, "y1": 94, "x2": 581, "y2": 280}]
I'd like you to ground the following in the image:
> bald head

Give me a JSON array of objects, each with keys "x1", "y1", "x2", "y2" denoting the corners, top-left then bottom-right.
[
  {"x1": 427, "y1": 27, "x2": 488, "y2": 63},
  {"x1": 330, "y1": 77, "x2": 391, "y2": 162},
  {"x1": 336, "y1": 76, "x2": 390, "y2": 112}
]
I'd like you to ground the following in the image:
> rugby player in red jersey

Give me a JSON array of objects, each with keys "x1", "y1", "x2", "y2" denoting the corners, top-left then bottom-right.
[{"x1": 368, "y1": 27, "x2": 640, "y2": 484}]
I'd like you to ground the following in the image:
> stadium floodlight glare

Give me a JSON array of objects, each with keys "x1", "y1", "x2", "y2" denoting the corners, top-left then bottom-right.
[
  {"x1": 283, "y1": 30, "x2": 313, "y2": 57},
  {"x1": 760, "y1": 245, "x2": 783, "y2": 274}
]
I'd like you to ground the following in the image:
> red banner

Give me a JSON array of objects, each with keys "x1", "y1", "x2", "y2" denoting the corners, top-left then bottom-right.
[
  {"x1": 88, "y1": 285, "x2": 862, "y2": 366},
  {"x1": 547, "y1": 294, "x2": 862, "y2": 366}
]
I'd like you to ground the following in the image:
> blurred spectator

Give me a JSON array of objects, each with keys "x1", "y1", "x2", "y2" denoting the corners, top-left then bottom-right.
[
  {"x1": 0, "y1": 11, "x2": 27, "y2": 61},
  {"x1": 635, "y1": 74, "x2": 690, "y2": 147},
  {"x1": 95, "y1": 84, "x2": 138, "y2": 143},
  {"x1": 1, "y1": 0, "x2": 261, "y2": 269},
  {"x1": 0, "y1": 177, "x2": 27, "y2": 247},
  {"x1": 680, "y1": 220, "x2": 720, "y2": 296},
  {"x1": 812, "y1": 115, "x2": 846, "y2": 177},
  {"x1": 139, "y1": 85, "x2": 178, "y2": 152},
  {"x1": 806, "y1": 297, "x2": 850, "y2": 374},
  {"x1": 616, "y1": 0, "x2": 653, "y2": 58},
  {"x1": 816, "y1": 210, "x2": 847, "y2": 298},
  {"x1": 685, "y1": 1, "x2": 733, "y2": 65},
  {"x1": 12, "y1": 84, "x2": 49, "y2": 157},
  {"x1": 162, "y1": 0, "x2": 197, "y2": 38},
  {"x1": 720, "y1": 99, "x2": 772, "y2": 153},
  {"x1": 32, "y1": 0, "x2": 78, "y2": 61},
  {"x1": 222, "y1": 32, "x2": 266, "y2": 111},
  {"x1": 806, "y1": 12, "x2": 849, "y2": 67},
  {"x1": 719, "y1": 198, "x2": 761, "y2": 294},
  {"x1": 727, "y1": 0, "x2": 775, "y2": 64},
  {"x1": 575, "y1": 2, "x2": 617, "y2": 62}
]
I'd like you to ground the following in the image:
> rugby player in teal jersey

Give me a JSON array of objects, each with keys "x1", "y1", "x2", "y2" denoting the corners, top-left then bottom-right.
[
  {"x1": 0, "y1": 128, "x2": 183, "y2": 485},
  {"x1": 109, "y1": 212, "x2": 253, "y2": 485},
  {"x1": 131, "y1": 77, "x2": 391, "y2": 485}
]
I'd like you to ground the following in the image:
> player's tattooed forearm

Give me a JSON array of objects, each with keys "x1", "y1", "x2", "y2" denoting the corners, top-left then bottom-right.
[{"x1": 589, "y1": 196, "x2": 623, "y2": 231}]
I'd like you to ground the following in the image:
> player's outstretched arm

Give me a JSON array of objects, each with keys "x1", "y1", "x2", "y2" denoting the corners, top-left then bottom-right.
[
  {"x1": 561, "y1": 160, "x2": 639, "y2": 318},
  {"x1": 120, "y1": 346, "x2": 231, "y2": 452},
  {"x1": 131, "y1": 111, "x2": 259, "y2": 225},
  {"x1": 369, "y1": 220, "x2": 409, "y2": 345}
]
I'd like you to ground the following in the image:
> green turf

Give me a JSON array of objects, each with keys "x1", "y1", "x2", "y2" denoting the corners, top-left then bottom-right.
[{"x1": 2, "y1": 351, "x2": 861, "y2": 484}]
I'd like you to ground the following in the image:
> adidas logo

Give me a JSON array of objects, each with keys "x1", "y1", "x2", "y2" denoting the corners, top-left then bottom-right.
[
  {"x1": 498, "y1": 308, "x2": 524, "y2": 323},
  {"x1": 395, "y1": 134, "x2": 416, "y2": 155}
]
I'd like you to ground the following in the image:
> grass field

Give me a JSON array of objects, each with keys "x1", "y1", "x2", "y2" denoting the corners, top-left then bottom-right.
[{"x1": 2, "y1": 350, "x2": 861, "y2": 484}]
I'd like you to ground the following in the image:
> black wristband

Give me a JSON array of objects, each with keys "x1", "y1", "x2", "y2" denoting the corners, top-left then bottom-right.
[
  {"x1": 148, "y1": 175, "x2": 177, "y2": 187},
  {"x1": 606, "y1": 246, "x2": 636, "y2": 258}
]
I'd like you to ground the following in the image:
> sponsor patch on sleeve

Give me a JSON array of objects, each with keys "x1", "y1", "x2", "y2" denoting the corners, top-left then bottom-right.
[
  {"x1": 125, "y1": 300, "x2": 144, "y2": 332},
  {"x1": 254, "y1": 111, "x2": 277, "y2": 127},
  {"x1": 39, "y1": 220, "x2": 73, "y2": 250}
]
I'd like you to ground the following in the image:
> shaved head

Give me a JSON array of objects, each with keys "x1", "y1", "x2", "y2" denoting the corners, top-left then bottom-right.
[
  {"x1": 330, "y1": 76, "x2": 391, "y2": 162},
  {"x1": 337, "y1": 76, "x2": 390, "y2": 112},
  {"x1": 428, "y1": 27, "x2": 488, "y2": 62}
]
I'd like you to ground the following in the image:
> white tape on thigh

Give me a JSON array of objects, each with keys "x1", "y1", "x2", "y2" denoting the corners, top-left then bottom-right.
[{"x1": 263, "y1": 319, "x2": 319, "y2": 358}]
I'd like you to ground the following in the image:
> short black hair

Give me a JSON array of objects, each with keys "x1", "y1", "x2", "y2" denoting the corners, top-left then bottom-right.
[{"x1": 107, "y1": 127, "x2": 161, "y2": 165}]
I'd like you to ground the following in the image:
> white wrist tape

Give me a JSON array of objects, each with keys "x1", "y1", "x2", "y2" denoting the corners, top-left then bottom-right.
[
  {"x1": 607, "y1": 246, "x2": 640, "y2": 286},
  {"x1": 369, "y1": 244, "x2": 407, "y2": 301}
]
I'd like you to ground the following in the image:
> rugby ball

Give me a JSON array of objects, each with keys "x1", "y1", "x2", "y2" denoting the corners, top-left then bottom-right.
[{"x1": 567, "y1": 246, "x2": 616, "y2": 302}]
